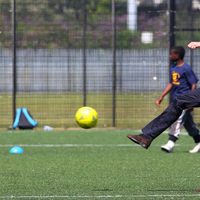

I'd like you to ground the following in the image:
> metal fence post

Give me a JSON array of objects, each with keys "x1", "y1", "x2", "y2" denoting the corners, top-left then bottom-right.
[
  {"x1": 12, "y1": 0, "x2": 17, "y2": 124},
  {"x1": 112, "y1": 0, "x2": 116, "y2": 127},
  {"x1": 169, "y1": 0, "x2": 176, "y2": 50},
  {"x1": 189, "y1": 0, "x2": 194, "y2": 68},
  {"x1": 83, "y1": 0, "x2": 87, "y2": 106},
  {"x1": 168, "y1": 0, "x2": 175, "y2": 102}
]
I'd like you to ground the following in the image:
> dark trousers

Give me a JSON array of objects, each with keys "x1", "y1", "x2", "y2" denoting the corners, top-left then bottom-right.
[
  {"x1": 142, "y1": 88, "x2": 200, "y2": 141},
  {"x1": 183, "y1": 111, "x2": 200, "y2": 143}
]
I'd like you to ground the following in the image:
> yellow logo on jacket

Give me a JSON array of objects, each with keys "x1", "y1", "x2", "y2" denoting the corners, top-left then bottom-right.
[{"x1": 172, "y1": 71, "x2": 180, "y2": 85}]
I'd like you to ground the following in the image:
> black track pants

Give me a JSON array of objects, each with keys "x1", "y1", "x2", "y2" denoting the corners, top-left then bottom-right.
[{"x1": 142, "y1": 88, "x2": 200, "y2": 140}]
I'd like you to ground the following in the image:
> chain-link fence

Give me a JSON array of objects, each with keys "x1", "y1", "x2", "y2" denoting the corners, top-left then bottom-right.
[
  {"x1": 0, "y1": 0, "x2": 200, "y2": 129},
  {"x1": 173, "y1": 0, "x2": 200, "y2": 125}
]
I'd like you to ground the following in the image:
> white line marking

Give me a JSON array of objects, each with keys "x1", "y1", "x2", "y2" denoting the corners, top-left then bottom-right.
[
  {"x1": 0, "y1": 194, "x2": 200, "y2": 199},
  {"x1": 0, "y1": 143, "x2": 189, "y2": 148},
  {"x1": 0, "y1": 144, "x2": 136, "y2": 148}
]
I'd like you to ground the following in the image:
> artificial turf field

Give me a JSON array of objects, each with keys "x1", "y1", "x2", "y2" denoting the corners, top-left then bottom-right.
[{"x1": 0, "y1": 130, "x2": 200, "y2": 199}]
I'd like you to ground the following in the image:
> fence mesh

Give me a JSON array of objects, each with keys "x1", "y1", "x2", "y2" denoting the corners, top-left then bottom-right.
[
  {"x1": 1, "y1": 0, "x2": 200, "y2": 129},
  {"x1": 0, "y1": 1, "x2": 12, "y2": 128},
  {"x1": 175, "y1": 0, "x2": 200, "y2": 125}
]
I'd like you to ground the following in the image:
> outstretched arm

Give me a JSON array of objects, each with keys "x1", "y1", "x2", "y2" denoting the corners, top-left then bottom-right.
[
  {"x1": 155, "y1": 83, "x2": 173, "y2": 106},
  {"x1": 188, "y1": 42, "x2": 200, "y2": 49}
]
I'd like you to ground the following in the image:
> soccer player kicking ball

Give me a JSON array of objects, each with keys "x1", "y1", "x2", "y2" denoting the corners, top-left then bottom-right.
[
  {"x1": 155, "y1": 46, "x2": 200, "y2": 153},
  {"x1": 127, "y1": 42, "x2": 200, "y2": 152}
]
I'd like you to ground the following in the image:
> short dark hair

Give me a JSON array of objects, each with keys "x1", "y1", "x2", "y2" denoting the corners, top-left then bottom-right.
[{"x1": 171, "y1": 46, "x2": 185, "y2": 59}]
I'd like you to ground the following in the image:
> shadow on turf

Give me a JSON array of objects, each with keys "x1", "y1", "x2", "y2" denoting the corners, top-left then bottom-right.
[{"x1": 92, "y1": 189, "x2": 113, "y2": 192}]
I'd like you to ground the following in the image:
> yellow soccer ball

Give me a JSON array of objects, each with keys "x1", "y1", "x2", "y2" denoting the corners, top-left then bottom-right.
[{"x1": 75, "y1": 107, "x2": 98, "y2": 129}]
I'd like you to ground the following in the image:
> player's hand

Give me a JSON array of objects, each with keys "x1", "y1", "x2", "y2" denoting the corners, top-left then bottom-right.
[
  {"x1": 188, "y1": 42, "x2": 200, "y2": 49},
  {"x1": 155, "y1": 97, "x2": 163, "y2": 106}
]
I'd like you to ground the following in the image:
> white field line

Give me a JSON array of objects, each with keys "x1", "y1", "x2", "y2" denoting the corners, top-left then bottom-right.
[
  {"x1": 0, "y1": 194, "x2": 200, "y2": 199},
  {"x1": 0, "y1": 144, "x2": 137, "y2": 147},
  {"x1": 0, "y1": 144, "x2": 186, "y2": 148}
]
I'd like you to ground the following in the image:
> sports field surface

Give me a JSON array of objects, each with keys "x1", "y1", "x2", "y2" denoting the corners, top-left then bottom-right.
[{"x1": 0, "y1": 129, "x2": 200, "y2": 199}]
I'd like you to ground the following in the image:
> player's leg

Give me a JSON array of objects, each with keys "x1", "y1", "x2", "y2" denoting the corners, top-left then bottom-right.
[
  {"x1": 183, "y1": 110, "x2": 200, "y2": 153},
  {"x1": 127, "y1": 102, "x2": 182, "y2": 148},
  {"x1": 161, "y1": 111, "x2": 185, "y2": 153},
  {"x1": 127, "y1": 88, "x2": 200, "y2": 149},
  {"x1": 176, "y1": 88, "x2": 200, "y2": 110}
]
